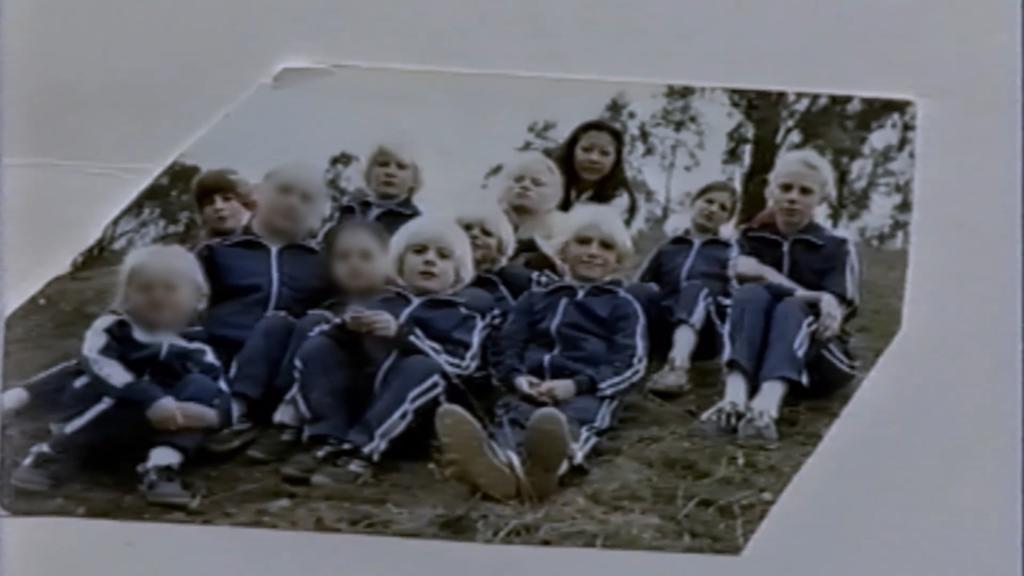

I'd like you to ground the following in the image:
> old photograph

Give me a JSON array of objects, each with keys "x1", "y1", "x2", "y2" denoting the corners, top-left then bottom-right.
[{"x1": 2, "y1": 65, "x2": 915, "y2": 555}]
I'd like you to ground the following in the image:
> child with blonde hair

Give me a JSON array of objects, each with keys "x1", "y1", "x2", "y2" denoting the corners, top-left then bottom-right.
[
  {"x1": 496, "y1": 151, "x2": 566, "y2": 272},
  {"x1": 277, "y1": 215, "x2": 496, "y2": 486},
  {"x1": 332, "y1": 144, "x2": 423, "y2": 235},
  {"x1": 700, "y1": 149, "x2": 859, "y2": 442},
  {"x1": 641, "y1": 181, "x2": 739, "y2": 396},
  {"x1": 436, "y1": 205, "x2": 648, "y2": 501},
  {"x1": 10, "y1": 245, "x2": 229, "y2": 508}
]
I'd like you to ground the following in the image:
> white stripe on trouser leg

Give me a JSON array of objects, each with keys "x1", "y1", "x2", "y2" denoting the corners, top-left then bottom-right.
[
  {"x1": 373, "y1": 352, "x2": 398, "y2": 394},
  {"x1": 363, "y1": 374, "x2": 445, "y2": 461},
  {"x1": 23, "y1": 359, "x2": 79, "y2": 385},
  {"x1": 570, "y1": 398, "x2": 619, "y2": 467},
  {"x1": 792, "y1": 317, "x2": 816, "y2": 358},
  {"x1": 689, "y1": 288, "x2": 709, "y2": 329},
  {"x1": 61, "y1": 397, "x2": 116, "y2": 435}
]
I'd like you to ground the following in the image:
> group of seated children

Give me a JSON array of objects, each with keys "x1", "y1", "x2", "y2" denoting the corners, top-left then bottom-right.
[{"x1": 8, "y1": 138, "x2": 859, "y2": 510}]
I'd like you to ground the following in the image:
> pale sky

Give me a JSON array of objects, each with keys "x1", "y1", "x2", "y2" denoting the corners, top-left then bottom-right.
[{"x1": 4, "y1": 65, "x2": 902, "y2": 311}]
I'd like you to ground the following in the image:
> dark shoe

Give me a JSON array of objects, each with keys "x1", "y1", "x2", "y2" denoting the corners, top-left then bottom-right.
[
  {"x1": 204, "y1": 419, "x2": 260, "y2": 454},
  {"x1": 737, "y1": 410, "x2": 780, "y2": 444},
  {"x1": 523, "y1": 407, "x2": 570, "y2": 500},
  {"x1": 646, "y1": 366, "x2": 691, "y2": 397},
  {"x1": 246, "y1": 427, "x2": 301, "y2": 463},
  {"x1": 138, "y1": 465, "x2": 195, "y2": 509},
  {"x1": 10, "y1": 444, "x2": 68, "y2": 492},
  {"x1": 279, "y1": 441, "x2": 353, "y2": 484},
  {"x1": 695, "y1": 400, "x2": 746, "y2": 437},
  {"x1": 309, "y1": 456, "x2": 373, "y2": 487},
  {"x1": 435, "y1": 404, "x2": 518, "y2": 501}
]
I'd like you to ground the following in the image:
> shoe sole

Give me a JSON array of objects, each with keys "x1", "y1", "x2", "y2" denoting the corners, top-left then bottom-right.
[
  {"x1": 145, "y1": 494, "x2": 196, "y2": 509},
  {"x1": 204, "y1": 428, "x2": 261, "y2": 454},
  {"x1": 10, "y1": 473, "x2": 54, "y2": 493},
  {"x1": 435, "y1": 405, "x2": 517, "y2": 501},
  {"x1": 246, "y1": 446, "x2": 292, "y2": 463},
  {"x1": 523, "y1": 408, "x2": 570, "y2": 501}
]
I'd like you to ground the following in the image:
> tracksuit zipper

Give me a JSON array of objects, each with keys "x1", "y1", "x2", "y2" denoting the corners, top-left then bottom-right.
[
  {"x1": 266, "y1": 245, "x2": 281, "y2": 313},
  {"x1": 678, "y1": 238, "x2": 703, "y2": 285},
  {"x1": 542, "y1": 295, "x2": 572, "y2": 380}
]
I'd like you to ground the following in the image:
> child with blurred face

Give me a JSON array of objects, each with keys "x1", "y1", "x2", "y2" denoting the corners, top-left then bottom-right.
[
  {"x1": 11, "y1": 245, "x2": 229, "y2": 509},
  {"x1": 701, "y1": 151, "x2": 859, "y2": 443},
  {"x1": 252, "y1": 164, "x2": 330, "y2": 243},
  {"x1": 218, "y1": 221, "x2": 395, "y2": 461},
  {"x1": 278, "y1": 216, "x2": 495, "y2": 487},
  {"x1": 192, "y1": 169, "x2": 254, "y2": 238},
  {"x1": 436, "y1": 205, "x2": 647, "y2": 502},
  {"x1": 640, "y1": 182, "x2": 739, "y2": 397}
]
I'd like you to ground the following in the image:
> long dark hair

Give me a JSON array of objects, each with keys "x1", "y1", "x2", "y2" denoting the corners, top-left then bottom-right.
[{"x1": 552, "y1": 119, "x2": 638, "y2": 225}]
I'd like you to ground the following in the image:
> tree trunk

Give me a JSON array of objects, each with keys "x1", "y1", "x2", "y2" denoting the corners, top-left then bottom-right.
[{"x1": 738, "y1": 109, "x2": 783, "y2": 224}]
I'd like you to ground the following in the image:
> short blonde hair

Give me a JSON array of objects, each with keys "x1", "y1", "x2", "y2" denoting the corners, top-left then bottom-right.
[
  {"x1": 497, "y1": 151, "x2": 564, "y2": 214},
  {"x1": 389, "y1": 215, "x2": 475, "y2": 292},
  {"x1": 364, "y1": 144, "x2": 423, "y2": 196},
  {"x1": 768, "y1": 149, "x2": 836, "y2": 200},
  {"x1": 113, "y1": 244, "x2": 210, "y2": 312},
  {"x1": 453, "y1": 201, "x2": 517, "y2": 268},
  {"x1": 552, "y1": 204, "x2": 634, "y2": 262}
]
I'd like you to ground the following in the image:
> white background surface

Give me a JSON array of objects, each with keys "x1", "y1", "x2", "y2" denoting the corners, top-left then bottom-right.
[{"x1": 2, "y1": 1, "x2": 1020, "y2": 574}]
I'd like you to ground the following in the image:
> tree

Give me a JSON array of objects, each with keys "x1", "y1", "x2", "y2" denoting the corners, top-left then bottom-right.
[{"x1": 639, "y1": 85, "x2": 704, "y2": 220}]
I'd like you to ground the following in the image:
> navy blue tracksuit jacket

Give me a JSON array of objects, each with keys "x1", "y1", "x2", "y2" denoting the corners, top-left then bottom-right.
[
  {"x1": 47, "y1": 312, "x2": 229, "y2": 457},
  {"x1": 729, "y1": 220, "x2": 860, "y2": 392},
  {"x1": 294, "y1": 287, "x2": 496, "y2": 460},
  {"x1": 331, "y1": 196, "x2": 421, "y2": 236},
  {"x1": 196, "y1": 229, "x2": 330, "y2": 362},
  {"x1": 490, "y1": 280, "x2": 648, "y2": 465},
  {"x1": 638, "y1": 231, "x2": 736, "y2": 360}
]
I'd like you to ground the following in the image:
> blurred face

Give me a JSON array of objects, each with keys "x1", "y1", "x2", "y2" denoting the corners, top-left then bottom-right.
[
  {"x1": 367, "y1": 150, "x2": 417, "y2": 202},
  {"x1": 690, "y1": 190, "x2": 735, "y2": 235},
  {"x1": 401, "y1": 241, "x2": 458, "y2": 294},
  {"x1": 328, "y1": 229, "x2": 389, "y2": 296},
  {"x1": 573, "y1": 130, "x2": 617, "y2": 186},
  {"x1": 460, "y1": 220, "x2": 502, "y2": 272},
  {"x1": 767, "y1": 166, "x2": 825, "y2": 233},
  {"x1": 503, "y1": 162, "x2": 559, "y2": 216},
  {"x1": 560, "y1": 224, "x2": 622, "y2": 282},
  {"x1": 122, "y1": 269, "x2": 200, "y2": 332},
  {"x1": 254, "y1": 177, "x2": 324, "y2": 241},
  {"x1": 200, "y1": 192, "x2": 250, "y2": 236}
]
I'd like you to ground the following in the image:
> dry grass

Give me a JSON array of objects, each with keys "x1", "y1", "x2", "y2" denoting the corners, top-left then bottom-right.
[{"x1": 1, "y1": 247, "x2": 906, "y2": 555}]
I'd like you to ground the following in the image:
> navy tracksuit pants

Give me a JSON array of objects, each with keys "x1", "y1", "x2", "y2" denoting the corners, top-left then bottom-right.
[
  {"x1": 229, "y1": 311, "x2": 334, "y2": 420},
  {"x1": 493, "y1": 393, "x2": 622, "y2": 467},
  {"x1": 48, "y1": 373, "x2": 230, "y2": 459},
  {"x1": 727, "y1": 284, "x2": 858, "y2": 394},
  {"x1": 294, "y1": 332, "x2": 446, "y2": 462},
  {"x1": 647, "y1": 278, "x2": 729, "y2": 362}
]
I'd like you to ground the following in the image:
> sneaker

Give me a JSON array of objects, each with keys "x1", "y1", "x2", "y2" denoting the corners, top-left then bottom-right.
[
  {"x1": 646, "y1": 365, "x2": 690, "y2": 397},
  {"x1": 309, "y1": 456, "x2": 373, "y2": 487},
  {"x1": 246, "y1": 427, "x2": 300, "y2": 463},
  {"x1": 435, "y1": 404, "x2": 518, "y2": 501},
  {"x1": 138, "y1": 465, "x2": 195, "y2": 509},
  {"x1": 523, "y1": 407, "x2": 570, "y2": 500},
  {"x1": 737, "y1": 410, "x2": 780, "y2": 444},
  {"x1": 10, "y1": 444, "x2": 68, "y2": 492},
  {"x1": 279, "y1": 441, "x2": 353, "y2": 484},
  {"x1": 204, "y1": 419, "x2": 260, "y2": 454},
  {"x1": 695, "y1": 400, "x2": 746, "y2": 437}
]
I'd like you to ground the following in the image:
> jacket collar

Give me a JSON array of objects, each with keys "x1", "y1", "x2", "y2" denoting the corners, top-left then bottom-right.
[
  {"x1": 344, "y1": 195, "x2": 420, "y2": 216},
  {"x1": 668, "y1": 228, "x2": 732, "y2": 246},
  {"x1": 744, "y1": 219, "x2": 827, "y2": 246},
  {"x1": 223, "y1": 225, "x2": 320, "y2": 251}
]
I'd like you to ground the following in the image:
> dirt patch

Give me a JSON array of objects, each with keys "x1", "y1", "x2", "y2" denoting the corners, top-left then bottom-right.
[{"x1": 1, "y1": 248, "x2": 906, "y2": 555}]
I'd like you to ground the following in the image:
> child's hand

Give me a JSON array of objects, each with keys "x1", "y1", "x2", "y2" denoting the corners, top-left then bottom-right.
[
  {"x1": 146, "y1": 397, "x2": 183, "y2": 431},
  {"x1": 816, "y1": 293, "x2": 844, "y2": 339},
  {"x1": 344, "y1": 307, "x2": 372, "y2": 332},
  {"x1": 362, "y1": 311, "x2": 398, "y2": 338},
  {"x1": 536, "y1": 379, "x2": 577, "y2": 403},
  {"x1": 514, "y1": 375, "x2": 546, "y2": 402}
]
